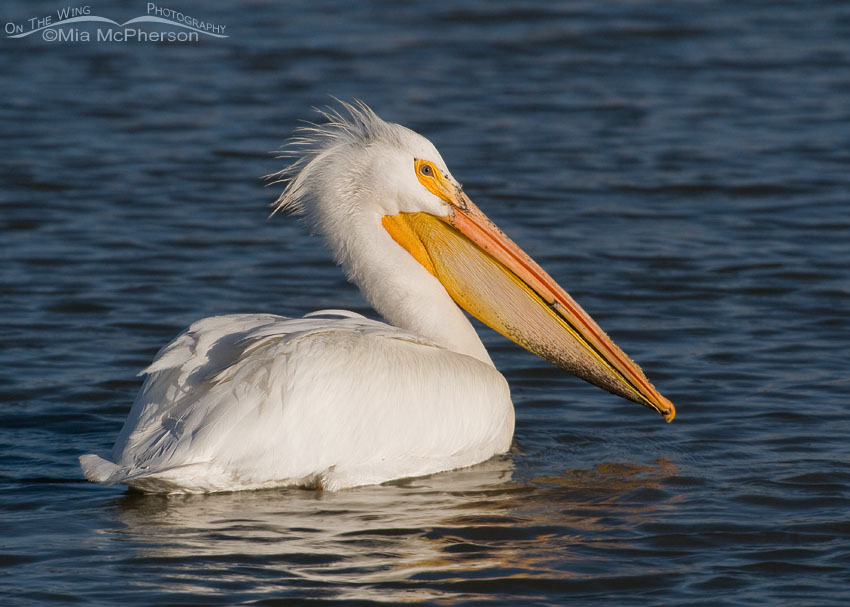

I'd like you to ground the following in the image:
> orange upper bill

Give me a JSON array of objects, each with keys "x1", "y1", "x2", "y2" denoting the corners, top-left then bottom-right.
[{"x1": 382, "y1": 188, "x2": 675, "y2": 422}]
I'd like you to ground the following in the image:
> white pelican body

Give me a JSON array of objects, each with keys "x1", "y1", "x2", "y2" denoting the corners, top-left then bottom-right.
[
  {"x1": 81, "y1": 102, "x2": 674, "y2": 493},
  {"x1": 81, "y1": 312, "x2": 511, "y2": 491}
]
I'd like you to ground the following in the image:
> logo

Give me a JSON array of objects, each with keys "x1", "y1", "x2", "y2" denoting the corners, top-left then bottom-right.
[{"x1": 5, "y1": 3, "x2": 228, "y2": 43}]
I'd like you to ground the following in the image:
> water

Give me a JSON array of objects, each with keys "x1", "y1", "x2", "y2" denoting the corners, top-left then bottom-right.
[{"x1": 2, "y1": 1, "x2": 849, "y2": 604}]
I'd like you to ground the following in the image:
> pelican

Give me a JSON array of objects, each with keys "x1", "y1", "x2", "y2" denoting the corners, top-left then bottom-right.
[{"x1": 80, "y1": 101, "x2": 675, "y2": 493}]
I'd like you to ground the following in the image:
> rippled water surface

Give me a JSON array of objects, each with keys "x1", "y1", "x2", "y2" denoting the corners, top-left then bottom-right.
[{"x1": 2, "y1": 1, "x2": 849, "y2": 605}]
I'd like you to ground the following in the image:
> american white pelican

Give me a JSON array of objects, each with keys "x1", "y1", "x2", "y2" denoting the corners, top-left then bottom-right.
[{"x1": 80, "y1": 101, "x2": 675, "y2": 493}]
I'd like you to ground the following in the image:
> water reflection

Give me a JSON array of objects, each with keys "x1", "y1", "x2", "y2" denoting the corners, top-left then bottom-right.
[{"x1": 105, "y1": 456, "x2": 680, "y2": 602}]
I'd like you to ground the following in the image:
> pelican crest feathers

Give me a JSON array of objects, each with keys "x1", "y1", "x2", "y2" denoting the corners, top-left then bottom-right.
[{"x1": 268, "y1": 100, "x2": 404, "y2": 217}]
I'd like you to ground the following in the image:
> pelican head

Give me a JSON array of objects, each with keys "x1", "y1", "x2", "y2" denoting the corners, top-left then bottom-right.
[{"x1": 271, "y1": 101, "x2": 675, "y2": 422}]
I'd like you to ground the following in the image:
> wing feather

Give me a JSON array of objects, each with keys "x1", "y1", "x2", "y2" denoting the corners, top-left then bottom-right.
[{"x1": 80, "y1": 312, "x2": 512, "y2": 492}]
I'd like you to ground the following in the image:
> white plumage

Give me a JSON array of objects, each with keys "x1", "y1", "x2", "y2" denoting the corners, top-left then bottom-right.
[
  {"x1": 81, "y1": 311, "x2": 511, "y2": 492},
  {"x1": 81, "y1": 101, "x2": 674, "y2": 493}
]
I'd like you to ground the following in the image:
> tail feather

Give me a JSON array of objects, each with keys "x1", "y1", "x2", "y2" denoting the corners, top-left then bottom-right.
[
  {"x1": 80, "y1": 454, "x2": 226, "y2": 492},
  {"x1": 79, "y1": 454, "x2": 123, "y2": 484}
]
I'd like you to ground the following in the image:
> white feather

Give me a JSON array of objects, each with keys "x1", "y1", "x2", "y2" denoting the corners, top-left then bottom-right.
[{"x1": 81, "y1": 313, "x2": 512, "y2": 492}]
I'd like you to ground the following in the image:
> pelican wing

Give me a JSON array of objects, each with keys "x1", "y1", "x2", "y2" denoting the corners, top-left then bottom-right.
[{"x1": 80, "y1": 312, "x2": 513, "y2": 492}]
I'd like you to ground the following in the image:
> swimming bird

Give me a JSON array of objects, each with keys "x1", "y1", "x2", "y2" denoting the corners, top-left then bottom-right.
[{"x1": 80, "y1": 101, "x2": 675, "y2": 493}]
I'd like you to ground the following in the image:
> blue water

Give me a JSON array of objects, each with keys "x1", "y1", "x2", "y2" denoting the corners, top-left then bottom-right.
[{"x1": 2, "y1": 1, "x2": 849, "y2": 605}]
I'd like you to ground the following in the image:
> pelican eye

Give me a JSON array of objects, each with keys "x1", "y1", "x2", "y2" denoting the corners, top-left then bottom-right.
[{"x1": 415, "y1": 158, "x2": 454, "y2": 205}]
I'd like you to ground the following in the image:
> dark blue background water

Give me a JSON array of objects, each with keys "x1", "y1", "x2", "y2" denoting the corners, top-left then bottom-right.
[{"x1": 2, "y1": 1, "x2": 848, "y2": 605}]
